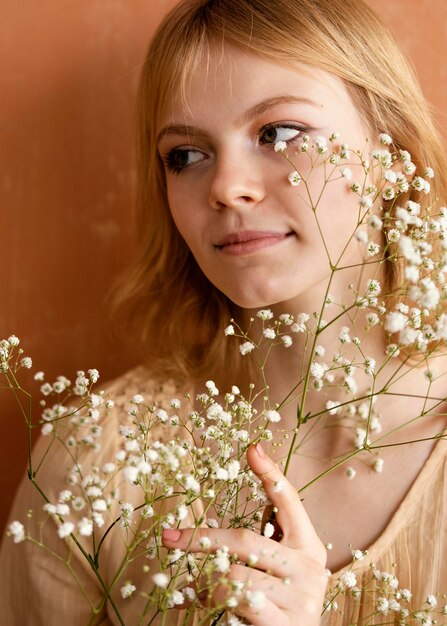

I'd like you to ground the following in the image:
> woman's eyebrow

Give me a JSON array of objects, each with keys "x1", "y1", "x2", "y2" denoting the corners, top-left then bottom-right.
[
  {"x1": 240, "y1": 95, "x2": 323, "y2": 124},
  {"x1": 157, "y1": 95, "x2": 322, "y2": 144},
  {"x1": 157, "y1": 124, "x2": 205, "y2": 144}
]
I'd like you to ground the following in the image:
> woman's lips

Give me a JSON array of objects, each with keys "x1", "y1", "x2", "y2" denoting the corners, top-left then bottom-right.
[{"x1": 215, "y1": 231, "x2": 293, "y2": 256}]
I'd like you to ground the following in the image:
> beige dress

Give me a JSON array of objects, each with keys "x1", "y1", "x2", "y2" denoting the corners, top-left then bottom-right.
[{"x1": 0, "y1": 367, "x2": 446, "y2": 626}]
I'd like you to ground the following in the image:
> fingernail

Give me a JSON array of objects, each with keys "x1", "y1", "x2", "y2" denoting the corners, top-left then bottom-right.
[
  {"x1": 162, "y1": 529, "x2": 181, "y2": 542},
  {"x1": 254, "y1": 442, "x2": 266, "y2": 458}
]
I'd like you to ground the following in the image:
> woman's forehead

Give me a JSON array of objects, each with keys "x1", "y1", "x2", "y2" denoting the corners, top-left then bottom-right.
[{"x1": 158, "y1": 44, "x2": 361, "y2": 130}]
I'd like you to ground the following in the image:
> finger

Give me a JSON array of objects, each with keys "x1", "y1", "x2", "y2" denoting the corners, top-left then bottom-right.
[
  {"x1": 161, "y1": 526, "x2": 295, "y2": 578},
  {"x1": 246, "y1": 443, "x2": 325, "y2": 560}
]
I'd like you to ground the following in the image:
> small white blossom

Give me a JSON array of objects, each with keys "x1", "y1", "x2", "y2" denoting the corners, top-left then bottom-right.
[
  {"x1": 120, "y1": 583, "x2": 136, "y2": 599},
  {"x1": 214, "y1": 548, "x2": 230, "y2": 573},
  {"x1": 281, "y1": 335, "x2": 293, "y2": 347},
  {"x1": 265, "y1": 409, "x2": 281, "y2": 423},
  {"x1": 78, "y1": 518, "x2": 93, "y2": 537},
  {"x1": 246, "y1": 590, "x2": 266, "y2": 610},
  {"x1": 257, "y1": 309, "x2": 273, "y2": 320},
  {"x1": 373, "y1": 457, "x2": 384, "y2": 473},
  {"x1": 263, "y1": 522, "x2": 274, "y2": 538},
  {"x1": 263, "y1": 328, "x2": 276, "y2": 339},
  {"x1": 274, "y1": 140, "x2": 287, "y2": 152},
  {"x1": 152, "y1": 572, "x2": 170, "y2": 588},
  {"x1": 224, "y1": 325, "x2": 235, "y2": 336},
  {"x1": 341, "y1": 571, "x2": 357, "y2": 588},
  {"x1": 385, "y1": 311, "x2": 407, "y2": 333},
  {"x1": 288, "y1": 171, "x2": 301, "y2": 186},
  {"x1": 379, "y1": 133, "x2": 393, "y2": 145},
  {"x1": 239, "y1": 341, "x2": 255, "y2": 355},
  {"x1": 355, "y1": 229, "x2": 368, "y2": 243},
  {"x1": 8, "y1": 521, "x2": 25, "y2": 543},
  {"x1": 426, "y1": 595, "x2": 437, "y2": 608},
  {"x1": 346, "y1": 467, "x2": 356, "y2": 480},
  {"x1": 57, "y1": 522, "x2": 75, "y2": 539},
  {"x1": 199, "y1": 536, "x2": 212, "y2": 549},
  {"x1": 387, "y1": 229, "x2": 400, "y2": 242},
  {"x1": 310, "y1": 362, "x2": 326, "y2": 379},
  {"x1": 377, "y1": 597, "x2": 389, "y2": 614}
]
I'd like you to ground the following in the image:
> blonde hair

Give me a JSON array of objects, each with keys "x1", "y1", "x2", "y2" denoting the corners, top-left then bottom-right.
[{"x1": 111, "y1": 0, "x2": 447, "y2": 383}]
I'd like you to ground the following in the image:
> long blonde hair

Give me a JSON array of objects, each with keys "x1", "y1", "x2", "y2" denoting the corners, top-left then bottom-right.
[{"x1": 111, "y1": 0, "x2": 447, "y2": 383}]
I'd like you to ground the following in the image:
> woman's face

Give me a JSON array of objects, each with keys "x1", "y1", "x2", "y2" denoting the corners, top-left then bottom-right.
[{"x1": 157, "y1": 45, "x2": 372, "y2": 310}]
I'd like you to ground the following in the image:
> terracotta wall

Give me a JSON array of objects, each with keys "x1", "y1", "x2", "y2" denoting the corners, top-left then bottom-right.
[{"x1": 1, "y1": 0, "x2": 446, "y2": 534}]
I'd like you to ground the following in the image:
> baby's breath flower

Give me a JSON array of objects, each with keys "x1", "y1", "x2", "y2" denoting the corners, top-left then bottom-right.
[
  {"x1": 120, "y1": 583, "x2": 136, "y2": 599},
  {"x1": 426, "y1": 594, "x2": 437, "y2": 608},
  {"x1": 377, "y1": 597, "x2": 389, "y2": 615},
  {"x1": 239, "y1": 341, "x2": 255, "y2": 356},
  {"x1": 340, "y1": 571, "x2": 357, "y2": 588},
  {"x1": 57, "y1": 522, "x2": 75, "y2": 539},
  {"x1": 315, "y1": 135, "x2": 328, "y2": 153},
  {"x1": 367, "y1": 242, "x2": 380, "y2": 256},
  {"x1": 360, "y1": 196, "x2": 373, "y2": 208},
  {"x1": 265, "y1": 409, "x2": 281, "y2": 423},
  {"x1": 199, "y1": 536, "x2": 212, "y2": 549},
  {"x1": 183, "y1": 587, "x2": 196, "y2": 602},
  {"x1": 152, "y1": 572, "x2": 170, "y2": 588},
  {"x1": 364, "y1": 357, "x2": 376, "y2": 375},
  {"x1": 246, "y1": 590, "x2": 266, "y2": 610},
  {"x1": 326, "y1": 400, "x2": 340, "y2": 416},
  {"x1": 346, "y1": 467, "x2": 356, "y2": 480},
  {"x1": 78, "y1": 518, "x2": 93, "y2": 536},
  {"x1": 387, "y1": 229, "x2": 400, "y2": 242},
  {"x1": 274, "y1": 140, "x2": 287, "y2": 152},
  {"x1": 373, "y1": 457, "x2": 384, "y2": 473},
  {"x1": 224, "y1": 325, "x2": 235, "y2": 336},
  {"x1": 340, "y1": 144, "x2": 350, "y2": 159},
  {"x1": 247, "y1": 553, "x2": 259, "y2": 566},
  {"x1": 8, "y1": 335, "x2": 20, "y2": 346},
  {"x1": 355, "y1": 229, "x2": 368, "y2": 243},
  {"x1": 8, "y1": 521, "x2": 25, "y2": 543},
  {"x1": 287, "y1": 171, "x2": 301, "y2": 186},
  {"x1": 379, "y1": 133, "x2": 393, "y2": 145},
  {"x1": 273, "y1": 480, "x2": 284, "y2": 493},
  {"x1": 20, "y1": 357, "x2": 32, "y2": 369},
  {"x1": 214, "y1": 547, "x2": 230, "y2": 573},
  {"x1": 281, "y1": 335, "x2": 293, "y2": 348},
  {"x1": 257, "y1": 309, "x2": 273, "y2": 320},
  {"x1": 385, "y1": 311, "x2": 407, "y2": 333},
  {"x1": 338, "y1": 326, "x2": 351, "y2": 344},
  {"x1": 263, "y1": 522, "x2": 274, "y2": 538},
  {"x1": 310, "y1": 362, "x2": 326, "y2": 379},
  {"x1": 341, "y1": 167, "x2": 352, "y2": 180},
  {"x1": 263, "y1": 328, "x2": 276, "y2": 339}
]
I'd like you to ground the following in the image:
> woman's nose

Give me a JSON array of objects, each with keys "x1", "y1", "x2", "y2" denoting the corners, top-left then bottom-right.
[{"x1": 208, "y1": 152, "x2": 266, "y2": 210}]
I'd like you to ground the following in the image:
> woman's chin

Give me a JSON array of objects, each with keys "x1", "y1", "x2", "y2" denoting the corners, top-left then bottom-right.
[{"x1": 221, "y1": 286, "x2": 288, "y2": 310}]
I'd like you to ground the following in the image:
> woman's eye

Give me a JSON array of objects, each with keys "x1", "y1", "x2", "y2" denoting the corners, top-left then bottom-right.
[
  {"x1": 259, "y1": 124, "x2": 303, "y2": 146},
  {"x1": 163, "y1": 148, "x2": 205, "y2": 173}
]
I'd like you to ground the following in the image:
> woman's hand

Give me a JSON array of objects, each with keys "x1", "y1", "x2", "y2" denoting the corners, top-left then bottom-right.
[{"x1": 161, "y1": 443, "x2": 328, "y2": 625}]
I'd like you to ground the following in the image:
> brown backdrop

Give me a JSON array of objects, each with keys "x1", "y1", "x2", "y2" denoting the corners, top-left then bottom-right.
[{"x1": 1, "y1": 0, "x2": 446, "y2": 534}]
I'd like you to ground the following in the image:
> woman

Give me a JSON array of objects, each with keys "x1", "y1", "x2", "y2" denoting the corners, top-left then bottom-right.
[{"x1": 1, "y1": 0, "x2": 446, "y2": 624}]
